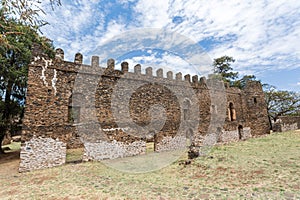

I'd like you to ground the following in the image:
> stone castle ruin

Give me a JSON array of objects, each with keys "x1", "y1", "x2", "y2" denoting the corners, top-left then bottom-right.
[{"x1": 19, "y1": 47, "x2": 270, "y2": 172}]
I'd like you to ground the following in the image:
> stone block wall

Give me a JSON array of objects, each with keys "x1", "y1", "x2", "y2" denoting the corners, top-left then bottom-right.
[
  {"x1": 82, "y1": 140, "x2": 146, "y2": 161},
  {"x1": 19, "y1": 136, "x2": 66, "y2": 172},
  {"x1": 21, "y1": 53, "x2": 82, "y2": 148},
  {"x1": 219, "y1": 126, "x2": 251, "y2": 143},
  {"x1": 155, "y1": 135, "x2": 187, "y2": 152}
]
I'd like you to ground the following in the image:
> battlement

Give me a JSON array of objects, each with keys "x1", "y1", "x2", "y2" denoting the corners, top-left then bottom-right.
[
  {"x1": 31, "y1": 48, "x2": 263, "y2": 94},
  {"x1": 35, "y1": 48, "x2": 209, "y2": 86}
]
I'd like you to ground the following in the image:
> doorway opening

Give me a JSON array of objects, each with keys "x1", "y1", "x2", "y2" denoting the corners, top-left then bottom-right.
[
  {"x1": 146, "y1": 131, "x2": 156, "y2": 153},
  {"x1": 238, "y1": 125, "x2": 243, "y2": 140}
]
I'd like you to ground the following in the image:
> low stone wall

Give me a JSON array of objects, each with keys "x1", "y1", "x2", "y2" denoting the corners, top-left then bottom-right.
[
  {"x1": 19, "y1": 136, "x2": 66, "y2": 172},
  {"x1": 219, "y1": 127, "x2": 251, "y2": 143},
  {"x1": 240, "y1": 127, "x2": 251, "y2": 140},
  {"x1": 273, "y1": 116, "x2": 300, "y2": 132},
  {"x1": 155, "y1": 135, "x2": 187, "y2": 152},
  {"x1": 281, "y1": 123, "x2": 298, "y2": 132},
  {"x1": 220, "y1": 130, "x2": 239, "y2": 142},
  {"x1": 82, "y1": 140, "x2": 146, "y2": 161}
]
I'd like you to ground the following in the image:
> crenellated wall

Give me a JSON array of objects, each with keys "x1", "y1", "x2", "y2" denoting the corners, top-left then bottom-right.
[{"x1": 19, "y1": 47, "x2": 270, "y2": 172}]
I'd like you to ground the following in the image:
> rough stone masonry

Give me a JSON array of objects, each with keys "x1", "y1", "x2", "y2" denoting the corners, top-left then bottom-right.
[{"x1": 19, "y1": 47, "x2": 270, "y2": 172}]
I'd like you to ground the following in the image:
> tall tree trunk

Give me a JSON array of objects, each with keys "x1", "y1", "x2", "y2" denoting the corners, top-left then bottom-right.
[
  {"x1": 268, "y1": 115, "x2": 273, "y2": 130},
  {"x1": 0, "y1": 131, "x2": 5, "y2": 154},
  {"x1": 1, "y1": 80, "x2": 13, "y2": 154}
]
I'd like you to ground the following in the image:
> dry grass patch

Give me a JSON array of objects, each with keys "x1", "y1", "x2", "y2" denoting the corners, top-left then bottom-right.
[{"x1": 0, "y1": 131, "x2": 300, "y2": 199}]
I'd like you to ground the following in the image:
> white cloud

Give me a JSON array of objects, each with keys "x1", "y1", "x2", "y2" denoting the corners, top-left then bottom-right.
[
  {"x1": 114, "y1": 50, "x2": 211, "y2": 79},
  {"x1": 131, "y1": 0, "x2": 300, "y2": 75},
  {"x1": 133, "y1": 0, "x2": 171, "y2": 28},
  {"x1": 39, "y1": 0, "x2": 300, "y2": 89}
]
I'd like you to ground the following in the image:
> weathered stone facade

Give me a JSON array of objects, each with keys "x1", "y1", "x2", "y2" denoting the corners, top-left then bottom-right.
[
  {"x1": 82, "y1": 140, "x2": 146, "y2": 161},
  {"x1": 272, "y1": 116, "x2": 300, "y2": 132},
  {"x1": 19, "y1": 136, "x2": 66, "y2": 172},
  {"x1": 19, "y1": 48, "x2": 270, "y2": 172}
]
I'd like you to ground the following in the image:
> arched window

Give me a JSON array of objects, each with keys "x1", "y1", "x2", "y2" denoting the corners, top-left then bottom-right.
[
  {"x1": 253, "y1": 97, "x2": 257, "y2": 104},
  {"x1": 228, "y1": 102, "x2": 236, "y2": 121}
]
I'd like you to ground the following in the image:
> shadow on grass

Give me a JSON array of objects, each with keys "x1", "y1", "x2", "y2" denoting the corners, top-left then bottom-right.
[
  {"x1": 1, "y1": 141, "x2": 21, "y2": 164},
  {"x1": 0, "y1": 150, "x2": 20, "y2": 164}
]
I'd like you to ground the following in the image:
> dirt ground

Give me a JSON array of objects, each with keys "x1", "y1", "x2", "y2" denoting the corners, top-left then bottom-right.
[{"x1": 0, "y1": 150, "x2": 20, "y2": 175}]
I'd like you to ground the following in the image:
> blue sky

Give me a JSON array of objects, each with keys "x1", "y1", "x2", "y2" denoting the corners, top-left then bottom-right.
[{"x1": 40, "y1": 0, "x2": 300, "y2": 91}]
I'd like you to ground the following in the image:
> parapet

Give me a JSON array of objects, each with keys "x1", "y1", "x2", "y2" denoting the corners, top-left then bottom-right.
[
  {"x1": 91, "y1": 56, "x2": 99, "y2": 68},
  {"x1": 121, "y1": 62, "x2": 129, "y2": 73},
  {"x1": 74, "y1": 53, "x2": 83, "y2": 64},
  {"x1": 156, "y1": 68, "x2": 163, "y2": 78},
  {"x1": 167, "y1": 71, "x2": 173, "y2": 80},
  {"x1": 134, "y1": 64, "x2": 141, "y2": 74},
  {"x1": 50, "y1": 48, "x2": 209, "y2": 87},
  {"x1": 55, "y1": 48, "x2": 64, "y2": 60}
]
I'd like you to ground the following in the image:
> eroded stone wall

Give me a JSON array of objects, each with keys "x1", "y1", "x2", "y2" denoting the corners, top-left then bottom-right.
[
  {"x1": 155, "y1": 135, "x2": 187, "y2": 152},
  {"x1": 82, "y1": 140, "x2": 146, "y2": 161},
  {"x1": 273, "y1": 116, "x2": 300, "y2": 132},
  {"x1": 219, "y1": 127, "x2": 251, "y2": 143},
  {"x1": 222, "y1": 81, "x2": 270, "y2": 137},
  {"x1": 19, "y1": 136, "x2": 66, "y2": 172}
]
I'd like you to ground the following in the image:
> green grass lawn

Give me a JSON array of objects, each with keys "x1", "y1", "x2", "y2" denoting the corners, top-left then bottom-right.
[{"x1": 1, "y1": 130, "x2": 300, "y2": 199}]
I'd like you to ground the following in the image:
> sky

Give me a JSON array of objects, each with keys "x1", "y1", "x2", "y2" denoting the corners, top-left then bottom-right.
[{"x1": 39, "y1": 0, "x2": 300, "y2": 92}]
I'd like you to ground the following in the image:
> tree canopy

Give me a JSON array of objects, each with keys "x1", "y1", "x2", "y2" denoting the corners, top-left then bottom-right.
[
  {"x1": 213, "y1": 55, "x2": 238, "y2": 83},
  {"x1": 1, "y1": 0, "x2": 61, "y2": 47},
  {"x1": 213, "y1": 55, "x2": 257, "y2": 89},
  {"x1": 263, "y1": 84, "x2": 300, "y2": 122},
  {"x1": 232, "y1": 75, "x2": 257, "y2": 89},
  {"x1": 0, "y1": 0, "x2": 57, "y2": 152}
]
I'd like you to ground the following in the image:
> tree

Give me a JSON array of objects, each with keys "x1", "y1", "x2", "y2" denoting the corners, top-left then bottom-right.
[
  {"x1": 213, "y1": 55, "x2": 238, "y2": 84},
  {"x1": 1, "y1": 0, "x2": 61, "y2": 26},
  {"x1": 233, "y1": 75, "x2": 257, "y2": 89},
  {"x1": 263, "y1": 84, "x2": 300, "y2": 123},
  {"x1": 213, "y1": 56, "x2": 259, "y2": 89},
  {"x1": 0, "y1": 1, "x2": 58, "y2": 153},
  {"x1": 1, "y1": 0, "x2": 61, "y2": 47}
]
